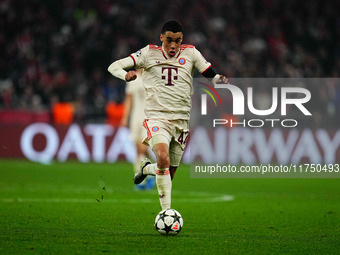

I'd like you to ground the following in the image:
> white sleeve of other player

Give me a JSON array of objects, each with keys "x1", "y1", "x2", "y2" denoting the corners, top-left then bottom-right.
[
  {"x1": 125, "y1": 81, "x2": 133, "y2": 94},
  {"x1": 193, "y1": 47, "x2": 212, "y2": 74}
]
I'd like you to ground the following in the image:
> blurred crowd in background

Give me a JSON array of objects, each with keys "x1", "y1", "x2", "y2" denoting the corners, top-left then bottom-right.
[{"x1": 0, "y1": 0, "x2": 340, "y2": 127}]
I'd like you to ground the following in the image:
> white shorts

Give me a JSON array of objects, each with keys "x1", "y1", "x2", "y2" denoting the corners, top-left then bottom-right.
[
  {"x1": 129, "y1": 117, "x2": 146, "y2": 143},
  {"x1": 142, "y1": 119, "x2": 189, "y2": 167}
]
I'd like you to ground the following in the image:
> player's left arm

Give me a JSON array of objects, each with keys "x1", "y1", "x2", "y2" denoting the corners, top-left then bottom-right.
[
  {"x1": 202, "y1": 67, "x2": 228, "y2": 84},
  {"x1": 193, "y1": 48, "x2": 228, "y2": 84}
]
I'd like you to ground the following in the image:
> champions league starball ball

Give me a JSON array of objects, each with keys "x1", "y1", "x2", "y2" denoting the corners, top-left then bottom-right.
[{"x1": 154, "y1": 209, "x2": 183, "y2": 236}]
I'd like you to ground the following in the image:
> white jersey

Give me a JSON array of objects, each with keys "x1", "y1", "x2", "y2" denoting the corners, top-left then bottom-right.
[
  {"x1": 126, "y1": 75, "x2": 146, "y2": 123},
  {"x1": 129, "y1": 44, "x2": 211, "y2": 120}
]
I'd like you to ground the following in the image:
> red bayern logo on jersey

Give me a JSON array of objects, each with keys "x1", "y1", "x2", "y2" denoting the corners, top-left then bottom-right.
[{"x1": 179, "y1": 58, "x2": 186, "y2": 65}]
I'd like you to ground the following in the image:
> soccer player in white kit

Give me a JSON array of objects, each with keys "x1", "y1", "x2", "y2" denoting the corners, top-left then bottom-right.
[
  {"x1": 108, "y1": 20, "x2": 227, "y2": 210},
  {"x1": 121, "y1": 69, "x2": 155, "y2": 190}
]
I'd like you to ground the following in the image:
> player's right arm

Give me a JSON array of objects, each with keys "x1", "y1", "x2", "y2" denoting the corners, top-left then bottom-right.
[
  {"x1": 107, "y1": 46, "x2": 148, "y2": 82},
  {"x1": 107, "y1": 56, "x2": 136, "y2": 81}
]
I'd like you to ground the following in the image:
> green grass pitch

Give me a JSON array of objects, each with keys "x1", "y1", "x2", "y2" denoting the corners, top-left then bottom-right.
[{"x1": 0, "y1": 159, "x2": 339, "y2": 254}]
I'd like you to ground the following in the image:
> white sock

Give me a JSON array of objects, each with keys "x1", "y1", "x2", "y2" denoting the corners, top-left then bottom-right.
[
  {"x1": 134, "y1": 154, "x2": 145, "y2": 174},
  {"x1": 135, "y1": 154, "x2": 147, "y2": 185},
  {"x1": 156, "y1": 168, "x2": 172, "y2": 210},
  {"x1": 143, "y1": 163, "x2": 156, "y2": 176}
]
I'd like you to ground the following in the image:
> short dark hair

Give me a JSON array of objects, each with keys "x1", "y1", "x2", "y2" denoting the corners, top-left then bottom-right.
[{"x1": 161, "y1": 20, "x2": 183, "y2": 34}]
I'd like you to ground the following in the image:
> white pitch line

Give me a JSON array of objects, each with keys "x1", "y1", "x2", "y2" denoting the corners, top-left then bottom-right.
[{"x1": 0, "y1": 195, "x2": 234, "y2": 204}]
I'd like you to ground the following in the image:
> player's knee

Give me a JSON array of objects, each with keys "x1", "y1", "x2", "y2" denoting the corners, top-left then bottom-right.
[{"x1": 157, "y1": 151, "x2": 170, "y2": 169}]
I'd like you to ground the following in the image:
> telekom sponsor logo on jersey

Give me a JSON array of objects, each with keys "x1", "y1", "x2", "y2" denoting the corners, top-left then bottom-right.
[
  {"x1": 161, "y1": 67, "x2": 178, "y2": 86},
  {"x1": 200, "y1": 82, "x2": 312, "y2": 128}
]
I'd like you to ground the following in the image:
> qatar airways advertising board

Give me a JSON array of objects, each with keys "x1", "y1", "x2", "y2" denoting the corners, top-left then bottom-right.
[
  {"x1": 0, "y1": 78, "x2": 340, "y2": 178},
  {"x1": 0, "y1": 123, "x2": 340, "y2": 165}
]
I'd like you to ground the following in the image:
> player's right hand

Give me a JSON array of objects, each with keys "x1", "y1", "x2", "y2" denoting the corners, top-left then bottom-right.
[{"x1": 125, "y1": 71, "x2": 137, "y2": 81}]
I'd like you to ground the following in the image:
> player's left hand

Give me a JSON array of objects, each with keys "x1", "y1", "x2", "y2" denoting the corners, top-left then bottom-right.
[{"x1": 216, "y1": 75, "x2": 228, "y2": 84}]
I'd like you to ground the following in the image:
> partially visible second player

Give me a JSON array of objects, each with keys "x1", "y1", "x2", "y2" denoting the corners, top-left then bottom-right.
[{"x1": 120, "y1": 69, "x2": 155, "y2": 190}]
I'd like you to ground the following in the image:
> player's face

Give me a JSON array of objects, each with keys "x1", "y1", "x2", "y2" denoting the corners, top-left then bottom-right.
[{"x1": 160, "y1": 31, "x2": 183, "y2": 57}]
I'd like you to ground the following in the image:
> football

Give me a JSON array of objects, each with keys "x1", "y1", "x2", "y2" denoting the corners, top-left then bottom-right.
[{"x1": 154, "y1": 209, "x2": 183, "y2": 236}]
